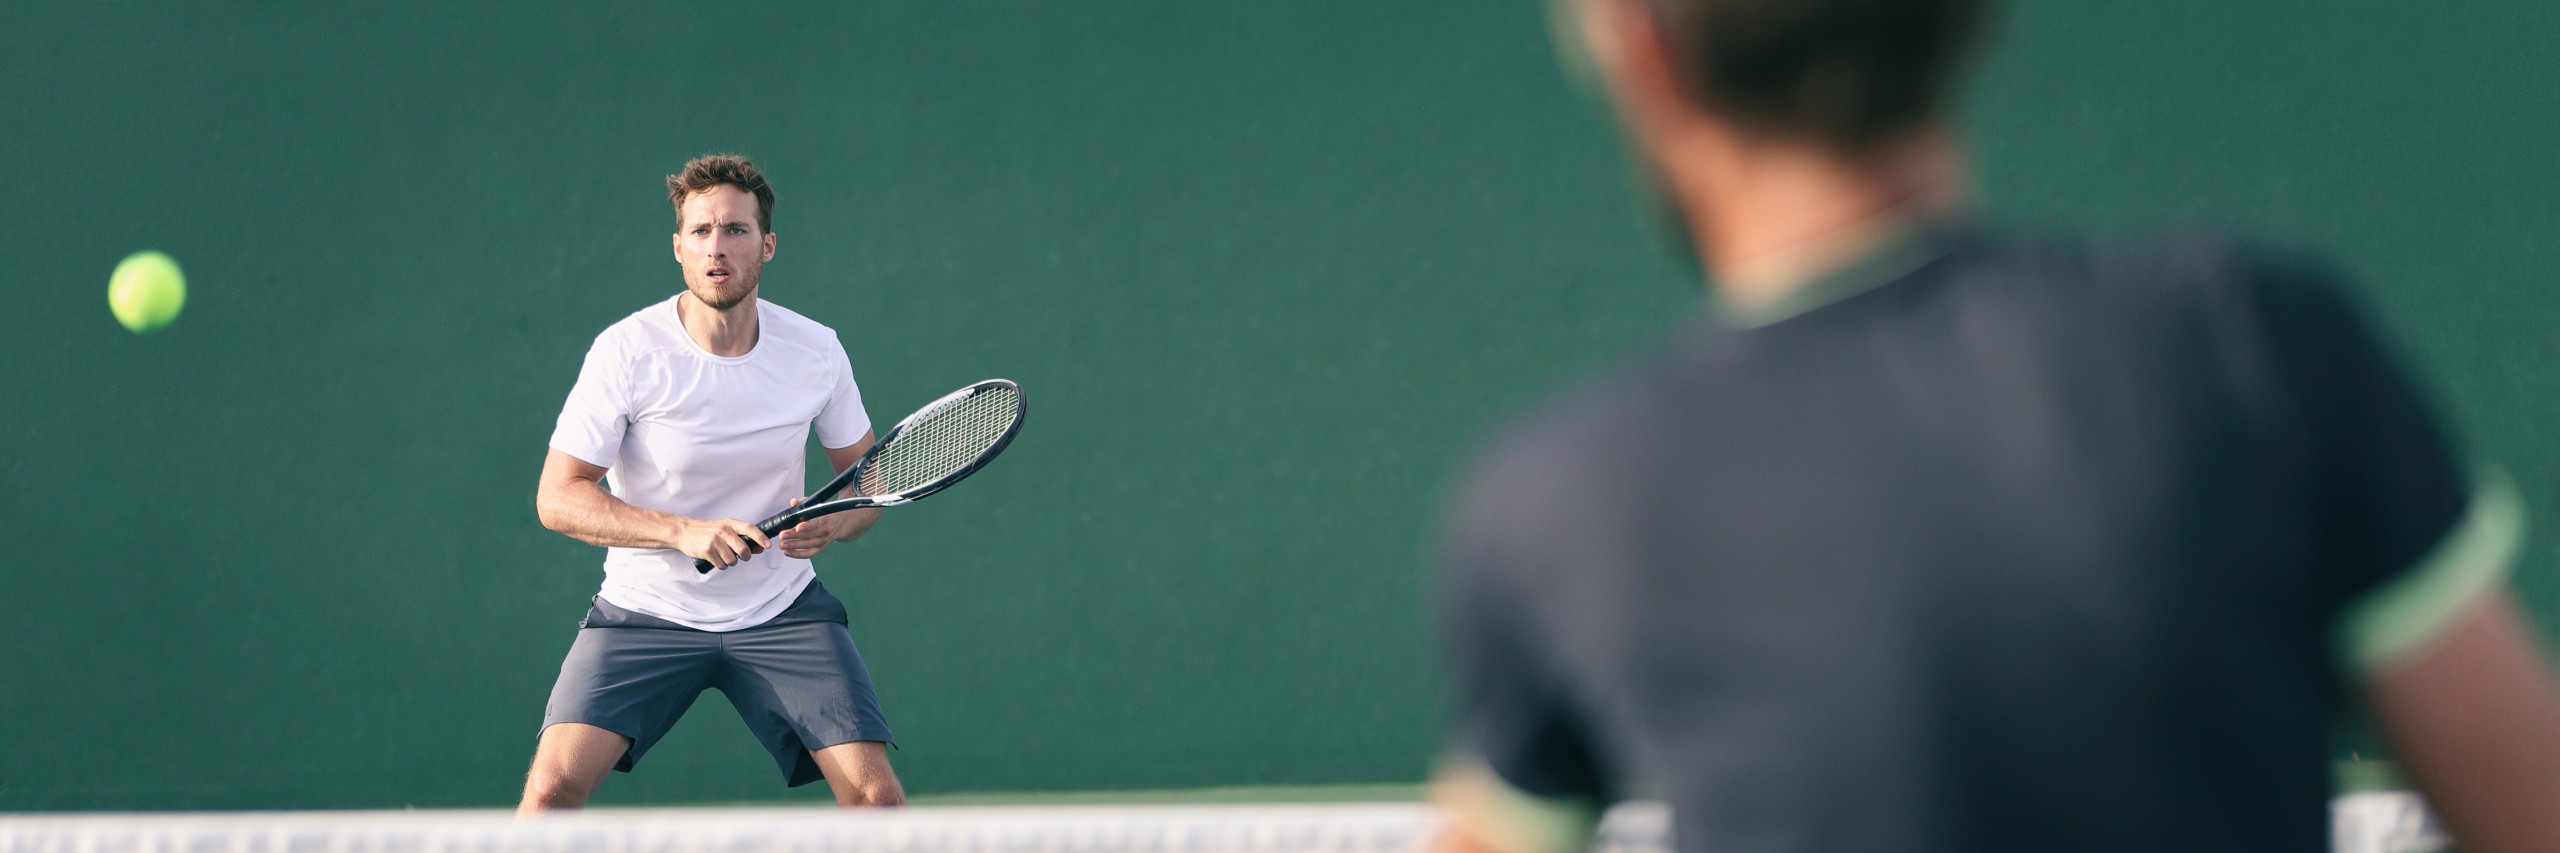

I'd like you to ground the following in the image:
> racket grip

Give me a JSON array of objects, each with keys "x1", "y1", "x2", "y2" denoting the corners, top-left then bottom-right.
[
  {"x1": 691, "y1": 540, "x2": 766, "y2": 574},
  {"x1": 690, "y1": 515, "x2": 795, "y2": 574}
]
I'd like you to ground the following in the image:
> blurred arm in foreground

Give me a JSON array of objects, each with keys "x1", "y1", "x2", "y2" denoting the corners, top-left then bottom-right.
[{"x1": 2368, "y1": 589, "x2": 2560, "y2": 851}]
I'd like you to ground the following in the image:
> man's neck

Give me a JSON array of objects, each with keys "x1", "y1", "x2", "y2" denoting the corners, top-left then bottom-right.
[
  {"x1": 1665, "y1": 129, "x2": 1960, "y2": 311},
  {"x1": 679, "y1": 291, "x2": 759, "y2": 357},
  {"x1": 1713, "y1": 204, "x2": 1917, "y2": 310}
]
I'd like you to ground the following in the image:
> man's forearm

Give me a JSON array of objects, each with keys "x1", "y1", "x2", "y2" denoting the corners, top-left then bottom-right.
[
  {"x1": 538, "y1": 479, "x2": 691, "y2": 550},
  {"x1": 834, "y1": 507, "x2": 882, "y2": 543}
]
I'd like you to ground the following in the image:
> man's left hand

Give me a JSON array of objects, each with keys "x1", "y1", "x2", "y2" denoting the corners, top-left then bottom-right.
[{"x1": 776, "y1": 500, "x2": 857, "y2": 559}]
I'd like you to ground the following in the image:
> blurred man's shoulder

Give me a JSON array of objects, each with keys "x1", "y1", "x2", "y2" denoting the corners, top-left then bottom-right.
[
  {"x1": 1459, "y1": 226, "x2": 2362, "y2": 496},
  {"x1": 1953, "y1": 223, "x2": 2356, "y2": 318},
  {"x1": 1455, "y1": 344, "x2": 1704, "y2": 508}
]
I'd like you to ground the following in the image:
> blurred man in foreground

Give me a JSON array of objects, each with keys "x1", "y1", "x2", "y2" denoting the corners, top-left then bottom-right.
[{"x1": 1432, "y1": 1, "x2": 2560, "y2": 850}]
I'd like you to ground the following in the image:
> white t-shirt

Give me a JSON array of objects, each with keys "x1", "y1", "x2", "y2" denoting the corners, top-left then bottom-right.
[{"x1": 549, "y1": 295, "x2": 871, "y2": 631}]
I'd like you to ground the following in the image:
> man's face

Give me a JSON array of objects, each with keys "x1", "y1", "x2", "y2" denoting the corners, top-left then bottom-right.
[{"x1": 672, "y1": 184, "x2": 775, "y2": 311}]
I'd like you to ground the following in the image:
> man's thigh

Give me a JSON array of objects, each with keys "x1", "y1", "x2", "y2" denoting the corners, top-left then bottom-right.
[
  {"x1": 542, "y1": 626, "x2": 722, "y2": 773},
  {"x1": 714, "y1": 621, "x2": 895, "y2": 786}
]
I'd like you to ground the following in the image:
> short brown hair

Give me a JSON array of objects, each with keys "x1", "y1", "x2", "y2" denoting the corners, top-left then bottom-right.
[
  {"x1": 666, "y1": 154, "x2": 776, "y2": 232},
  {"x1": 1642, "y1": 0, "x2": 1988, "y2": 153}
]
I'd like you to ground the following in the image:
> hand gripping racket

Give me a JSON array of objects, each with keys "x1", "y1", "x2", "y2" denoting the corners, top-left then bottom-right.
[{"x1": 694, "y1": 378, "x2": 1026, "y2": 573}]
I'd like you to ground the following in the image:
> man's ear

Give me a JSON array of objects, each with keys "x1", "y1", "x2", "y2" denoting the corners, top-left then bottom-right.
[
  {"x1": 1549, "y1": 0, "x2": 1611, "y2": 90},
  {"x1": 762, "y1": 232, "x2": 777, "y2": 263},
  {"x1": 1609, "y1": 2, "x2": 1699, "y2": 131}
]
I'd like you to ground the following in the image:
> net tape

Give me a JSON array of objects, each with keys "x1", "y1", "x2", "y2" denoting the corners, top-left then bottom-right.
[
  {"x1": 861, "y1": 385, "x2": 1021, "y2": 498},
  {"x1": 0, "y1": 796, "x2": 2444, "y2": 853}
]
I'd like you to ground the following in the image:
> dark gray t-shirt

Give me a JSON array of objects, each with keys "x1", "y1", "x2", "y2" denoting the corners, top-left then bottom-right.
[{"x1": 1440, "y1": 228, "x2": 2467, "y2": 852}]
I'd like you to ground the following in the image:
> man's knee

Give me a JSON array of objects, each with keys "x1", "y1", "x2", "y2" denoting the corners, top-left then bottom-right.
[
  {"x1": 813, "y1": 741, "x2": 904, "y2": 808},
  {"x1": 835, "y1": 778, "x2": 905, "y2": 808},
  {"x1": 519, "y1": 723, "x2": 628, "y2": 814},
  {"x1": 519, "y1": 767, "x2": 602, "y2": 812}
]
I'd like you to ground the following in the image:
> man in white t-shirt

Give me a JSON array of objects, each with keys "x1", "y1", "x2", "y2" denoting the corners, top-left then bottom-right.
[{"x1": 518, "y1": 155, "x2": 903, "y2": 812}]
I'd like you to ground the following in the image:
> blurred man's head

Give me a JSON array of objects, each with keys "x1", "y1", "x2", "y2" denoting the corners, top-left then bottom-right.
[
  {"x1": 1563, "y1": 0, "x2": 1986, "y2": 156},
  {"x1": 1559, "y1": 0, "x2": 1989, "y2": 274}
]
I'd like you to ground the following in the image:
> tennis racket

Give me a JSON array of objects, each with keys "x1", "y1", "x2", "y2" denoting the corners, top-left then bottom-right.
[{"x1": 695, "y1": 378, "x2": 1027, "y2": 573}]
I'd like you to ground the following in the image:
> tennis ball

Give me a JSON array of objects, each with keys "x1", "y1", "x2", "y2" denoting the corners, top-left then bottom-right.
[{"x1": 108, "y1": 250, "x2": 186, "y2": 334}]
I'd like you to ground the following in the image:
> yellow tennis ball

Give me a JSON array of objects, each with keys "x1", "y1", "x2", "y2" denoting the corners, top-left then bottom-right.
[{"x1": 108, "y1": 251, "x2": 186, "y2": 334}]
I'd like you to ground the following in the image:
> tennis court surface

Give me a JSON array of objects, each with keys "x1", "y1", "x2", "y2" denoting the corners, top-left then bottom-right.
[{"x1": 0, "y1": 793, "x2": 2442, "y2": 853}]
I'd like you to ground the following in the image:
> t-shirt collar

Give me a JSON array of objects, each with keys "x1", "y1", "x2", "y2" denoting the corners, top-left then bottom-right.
[
  {"x1": 664, "y1": 292, "x2": 762, "y2": 363},
  {"x1": 1712, "y1": 208, "x2": 1961, "y2": 328}
]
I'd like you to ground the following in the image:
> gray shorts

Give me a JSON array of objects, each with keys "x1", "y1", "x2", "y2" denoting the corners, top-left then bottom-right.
[{"x1": 539, "y1": 579, "x2": 893, "y2": 787}]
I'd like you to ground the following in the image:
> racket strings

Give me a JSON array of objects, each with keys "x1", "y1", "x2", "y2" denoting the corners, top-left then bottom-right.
[{"x1": 859, "y1": 386, "x2": 1021, "y2": 496}]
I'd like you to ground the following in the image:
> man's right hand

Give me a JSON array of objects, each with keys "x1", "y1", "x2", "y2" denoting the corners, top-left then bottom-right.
[{"x1": 676, "y1": 518, "x2": 772, "y2": 570}]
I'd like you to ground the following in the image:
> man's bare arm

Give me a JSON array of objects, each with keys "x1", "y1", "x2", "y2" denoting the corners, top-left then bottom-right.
[
  {"x1": 2369, "y1": 591, "x2": 2560, "y2": 853},
  {"x1": 534, "y1": 448, "x2": 769, "y2": 568}
]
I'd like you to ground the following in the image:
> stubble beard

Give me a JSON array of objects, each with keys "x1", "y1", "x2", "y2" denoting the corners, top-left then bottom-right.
[{"x1": 691, "y1": 268, "x2": 757, "y2": 311}]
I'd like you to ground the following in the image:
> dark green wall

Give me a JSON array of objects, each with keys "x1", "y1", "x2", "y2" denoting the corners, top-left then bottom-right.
[{"x1": 2, "y1": 1, "x2": 2551, "y2": 809}]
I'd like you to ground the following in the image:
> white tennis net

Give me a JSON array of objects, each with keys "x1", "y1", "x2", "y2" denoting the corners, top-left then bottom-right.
[{"x1": 0, "y1": 796, "x2": 2441, "y2": 853}]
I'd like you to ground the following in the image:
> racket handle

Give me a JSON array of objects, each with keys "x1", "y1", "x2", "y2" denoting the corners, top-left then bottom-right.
[
  {"x1": 690, "y1": 514, "x2": 799, "y2": 574},
  {"x1": 693, "y1": 551, "x2": 755, "y2": 574}
]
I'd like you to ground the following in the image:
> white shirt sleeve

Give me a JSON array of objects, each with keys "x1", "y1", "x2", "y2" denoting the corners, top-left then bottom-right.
[
  {"x1": 549, "y1": 337, "x2": 631, "y2": 469},
  {"x1": 813, "y1": 336, "x2": 871, "y2": 449}
]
